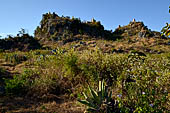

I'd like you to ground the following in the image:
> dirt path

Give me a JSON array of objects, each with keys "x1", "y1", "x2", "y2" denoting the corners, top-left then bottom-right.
[{"x1": 0, "y1": 95, "x2": 84, "y2": 113}]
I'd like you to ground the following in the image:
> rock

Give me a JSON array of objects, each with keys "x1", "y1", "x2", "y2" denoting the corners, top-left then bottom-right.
[
  {"x1": 153, "y1": 31, "x2": 161, "y2": 38},
  {"x1": 112, "y1": 49, "x2": 124, "y2": 53},
  {"x1": 35, "y1": 12, "x2": 110, "y2": 42},
  {"x1": 138, "y1": 31, "x2": 146, "y2": 38},
  {"x1": 127, "y1": 31, "x2": 133, "y2": 36},
  {"x1": 79, "y1": 41, "x2": 86, "y2": 45},
  {"x1": 114, "y1": 21, "x2": 155, "y2": 39},
  {"x1": 117, "y1": 49, "x2": 124, "y2": 53},
  {"x1": 73, "y1": 44, "x2": 80, "y2": 49}
]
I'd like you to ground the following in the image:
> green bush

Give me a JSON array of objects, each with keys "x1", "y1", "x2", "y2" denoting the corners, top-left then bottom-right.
[
  {"x1": 78, "y1": 50, "x2": 127, "y2": 84},
  {"x1": 5, "y1": 53, "x2": 27, "y2": 65},
  {"x1": 116, "y1": 52, "x2": 170, "y2": 112},
  {"x1": 4, "y1": 69, "x2": 34, "y2": 95},
  {"x1": 63, "y1": 51, "x2": 79, "y2": 77}
]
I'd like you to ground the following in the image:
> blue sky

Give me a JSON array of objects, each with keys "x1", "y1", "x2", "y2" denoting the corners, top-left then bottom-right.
[{"x1": 0, "y1": 0, "x2": 170, "y2": 38}]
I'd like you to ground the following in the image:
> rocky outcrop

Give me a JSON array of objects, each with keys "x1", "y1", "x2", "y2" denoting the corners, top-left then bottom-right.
[
  {"x1": 34, "y1": 12, "x2": 114, "y2": 43},
  {"x1": 34, "y1": 13, "x2": 165, "y2": 47},
  {"x1": 113, "y1": 20, "x2": 158, "y2": 38}
]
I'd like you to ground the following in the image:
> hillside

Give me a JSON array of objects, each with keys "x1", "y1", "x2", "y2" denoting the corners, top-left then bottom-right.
[
  {"x1": 0, "y1": 12, "x2": 169, "y2": 53},
  {"x1": 0, "y1": 12, "x2": 169, "y2": 113},
  {"x1": 33, "y1": 12, "x2": 170, "y2": 54}
]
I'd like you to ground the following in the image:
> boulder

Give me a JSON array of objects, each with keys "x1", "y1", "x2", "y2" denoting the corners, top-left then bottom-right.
[{"x1": 138, "y1": 31, "x2": 146, "y2": 38}]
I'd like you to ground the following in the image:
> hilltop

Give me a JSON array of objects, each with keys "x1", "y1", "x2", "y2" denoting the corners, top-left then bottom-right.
[
  {"x1": 0, "y1": 12, "x2": 169, "y2": 112},
  {"x1": 34, "y1": 12, "x2": 164, "y2": 41},
  {"x1": 0, "y1": 12, "x2": 169, "y2": 53},
  {"x1": 34, "y1": 12, "x2": 113, "y2": 41},
  {"x1": 33, "y1": 12, "x2": 169, "y2": 54}
]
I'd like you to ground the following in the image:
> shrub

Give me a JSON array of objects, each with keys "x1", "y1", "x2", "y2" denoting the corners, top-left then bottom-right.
[
  {"x1": 63, "y1": 51, "x2": 79, "y2": 77},
  {"x1": 26, "y1": 52, "x2": 68, "y2": 96},
  {"x1": 78, "y1": 50, "x2": 127, "y2": 85},
  {"x1": 4, "y1": 69, "x2": 34, "y2": 95},
  {"x1": 5, "y1": 53, "x2": 27, "y2": 65},
  {"x1": 116, "y1": 52, "x2": 170, "y2": 112}
]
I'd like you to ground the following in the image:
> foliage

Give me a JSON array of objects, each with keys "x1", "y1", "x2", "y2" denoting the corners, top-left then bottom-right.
[
  {"x1": 5, "y1": 53, "x2": 27, "y2": 65},
  {"x1": 161, "y1": 6, "x2": 170, "y2": 37},
  {"x1": 78, "y1": 80, "x2": 119, "y2": 113},
  {"x1": 4, "y1": 69, "x2": 34, "y2": 95},
  {"x1": 116, "y1": 52, "x2": 170, "y2": 112},
  {"x1": 78, "y1": 51, "x2": 169, "y2": 112},
  {"x1": 0, "y1": 30, "x2": 41, "y2": 51},
  {"x1": 63, "y1": 51, "x2": 79, "y2": 77},
  {"x1": 161, "y1": 23, "x2": 170, "y2": 37}
]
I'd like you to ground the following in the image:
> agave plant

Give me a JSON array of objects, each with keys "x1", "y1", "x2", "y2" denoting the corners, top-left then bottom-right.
[{"x1": 78, "y1": 80, "x2": 119, "y2": 113}]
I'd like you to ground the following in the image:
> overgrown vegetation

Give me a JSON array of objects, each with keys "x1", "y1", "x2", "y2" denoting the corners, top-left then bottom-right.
[
  {"x1": 1, "y1": 48, "x2": 169, "y2": 112},
  {"x1": 5, "y1": 52, "x2": 27, "y2": 65}
]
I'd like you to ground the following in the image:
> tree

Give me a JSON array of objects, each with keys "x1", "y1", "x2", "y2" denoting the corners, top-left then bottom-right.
[
  {"x1": 161, "y1": 6, "x2": 170, "y2": 37},
  {"x1": 17, "y1": 28, "x2": 28, "y2": 37}
]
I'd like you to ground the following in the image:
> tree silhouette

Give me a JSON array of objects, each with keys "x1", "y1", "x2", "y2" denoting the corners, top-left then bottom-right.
[{"x1": 18, "y1": 28, "x2": 27, "y2": 36}]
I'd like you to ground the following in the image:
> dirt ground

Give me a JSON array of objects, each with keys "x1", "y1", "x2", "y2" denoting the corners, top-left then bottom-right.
[{"x1": 0, "y1": 59, "x2": 85, "y2": 113}]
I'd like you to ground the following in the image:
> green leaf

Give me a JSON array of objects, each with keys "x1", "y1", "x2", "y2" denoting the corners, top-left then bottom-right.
[
  {"x1": 99, "y1": 80, "x2": 102, "y2": 92},
  {"x1": 88, "y1": 85, "x2": 101, "y2": 105},
  {"x1": 108, "y1": 91, "x2": 112, "y2": 102},
  {"x1": 78, "y1": 100, "x2": 97, "y2": 108},
  {"x1": 83, "y1": 92, "x2": 88, "y2": 99},
  {"x1": 87, "y1": 108, "x2": 98, "y2": 112},
  {"x1": 88, "y1": 85, "x2": 98, "y2": 99}
]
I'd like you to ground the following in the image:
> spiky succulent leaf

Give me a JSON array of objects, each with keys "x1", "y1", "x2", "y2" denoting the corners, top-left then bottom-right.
[
  {"x1": 101, "y1": 80, "x2": 105, "y2": 98},
  {"x1": 78, "y1": 80, "x2": 115, "y2": 113},
  {"x1": 87, "y1": 108, "x2": 98, "y2": 112},
  {"x1": 98, "y1": 91, "x2": 103, "y2": 104},
  {"x1": 83, "y1": 92, "x2": 88, "y2": 99},
  {"x1": 105, "y1": 91, "x2": 112, "y2": 105},
  {"x1": 88, "y1": 85, "x2": 101, "y2": 105},
  {"x1": 99, "y1": 80, "x2": 102, "y2": 92},
  {"x1": 78, "y1": 99, "x2": 97, "y2": 108}
]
